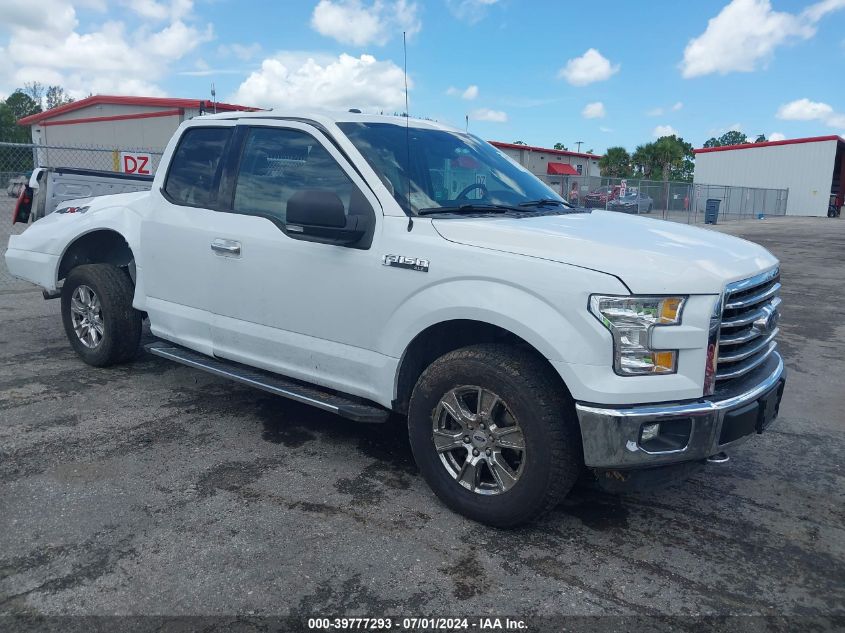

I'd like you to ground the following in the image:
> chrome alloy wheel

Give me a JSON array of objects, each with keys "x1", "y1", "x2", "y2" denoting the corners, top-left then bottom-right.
[
  {"x1": 432, "y1": 386, "x2": 526, "y2": 495},
  {"x1": 70, "y1": 284, "x2": 104, "y2": 349}
]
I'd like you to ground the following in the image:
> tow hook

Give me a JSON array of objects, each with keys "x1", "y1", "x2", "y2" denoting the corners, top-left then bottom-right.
[{"x1": 707, "y1": 452, "x2": 730, "y2": 464}]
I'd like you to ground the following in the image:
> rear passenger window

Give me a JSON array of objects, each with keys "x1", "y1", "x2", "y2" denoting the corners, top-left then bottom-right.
[
  {"x1": 164, "y1": 127, "x2": 232, "y2": 207},
  {"x1": 234, "y1": 127, "x2": 371, "y2": 224}
]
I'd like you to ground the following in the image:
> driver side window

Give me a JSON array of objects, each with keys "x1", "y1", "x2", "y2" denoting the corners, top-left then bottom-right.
[{"x1": 233, "y1": 127, "x2": 373, "y2": 225}]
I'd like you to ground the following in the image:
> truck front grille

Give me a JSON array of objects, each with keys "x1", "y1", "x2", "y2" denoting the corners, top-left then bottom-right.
[{"x1": 716, "y1": 268, "x2": 781, "y2": 383}]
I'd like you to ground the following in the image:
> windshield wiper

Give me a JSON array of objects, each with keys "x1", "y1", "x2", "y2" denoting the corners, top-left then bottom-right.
[
  {"x1": 417, "y1": 204, "x2": 516, "y2": 216},
  {"x1": 518, "y1": 198, "x2": 570, "y2": 208}
]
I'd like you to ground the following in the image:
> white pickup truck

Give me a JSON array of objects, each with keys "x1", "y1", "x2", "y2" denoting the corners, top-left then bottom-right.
[{"x1": 5, "y1": 112, "x2": 785, "y2": 526}]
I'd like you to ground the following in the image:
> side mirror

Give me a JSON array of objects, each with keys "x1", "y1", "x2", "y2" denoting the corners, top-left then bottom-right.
[{"x1": 285, "y1": 189, "x2": 369, "y2": 246}]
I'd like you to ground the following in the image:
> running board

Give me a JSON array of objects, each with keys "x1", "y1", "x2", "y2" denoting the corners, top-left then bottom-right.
[{"x1": 145, "y1": 342, "x2": 390, "y2": 424}]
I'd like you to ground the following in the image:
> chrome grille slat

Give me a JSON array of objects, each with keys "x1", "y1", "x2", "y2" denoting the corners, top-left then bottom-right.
[
  {"x1": 724, "y1": 282, "x2": 781, "y2": 310},
  {"x1": 715, "y1": 268, "x2": 781, "y2": 384},
  {"x1": 719, "y1": 328, "x2": 779, "y2": 363},
  {"x1": 716, "y1": 342, "x2": 778, "y2": 380}
]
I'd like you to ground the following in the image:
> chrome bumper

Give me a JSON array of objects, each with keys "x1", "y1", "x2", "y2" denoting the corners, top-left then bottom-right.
[{"x1": 575, "y1": 353, "x2": 785, "y2": 469}]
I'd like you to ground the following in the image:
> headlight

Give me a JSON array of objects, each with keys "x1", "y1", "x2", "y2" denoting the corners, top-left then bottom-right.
[{"x1": 590, "y1": 295, "x2": 686, "y2": 376}]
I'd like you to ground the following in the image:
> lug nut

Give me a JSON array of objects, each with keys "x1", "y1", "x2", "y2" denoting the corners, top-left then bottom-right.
[
  {"x1": 480, "y1": 423, "x2": 486, "y2": 429},
  {"x1": 472, "y1": 449, "x2": 480, "y2": 457},
  {"x1": 485, "y1": 449, "x2": 492, "y2": 456},
  {"x1": 463, "y1": 436, "x2": 470, "y2": 443}
]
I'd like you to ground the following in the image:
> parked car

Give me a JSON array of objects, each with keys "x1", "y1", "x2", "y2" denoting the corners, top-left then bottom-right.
[
  {"x1": 6, "y1": 112, "x2": 786, "y2": 527},
  {"x1": 583, "y1": 185, "x2": 620, "y2": 208},
  {"x1": 608, "y1": 191, "x2": 654, "y2": 214}
]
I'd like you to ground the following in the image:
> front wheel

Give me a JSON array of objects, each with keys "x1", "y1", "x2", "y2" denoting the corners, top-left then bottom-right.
[
  {"x1": 61, "y1": 264, "x2": 142, "y2": 367},
  {"x1": 408, "y1": 344, "x2": 581, "y2": 527}
]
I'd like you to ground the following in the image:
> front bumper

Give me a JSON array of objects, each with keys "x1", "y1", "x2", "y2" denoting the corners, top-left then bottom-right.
[{"x1": 575, "y1": 353, "x2": 785, "y2": 468}]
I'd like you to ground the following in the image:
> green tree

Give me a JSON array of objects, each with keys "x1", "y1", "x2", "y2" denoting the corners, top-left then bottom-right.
[
  {"x1": 719, "y1": 130, "x2": 748, "y2": 146},
  {"x1": 670, "y1": 136, "x2": 695, "y2": 182},
  {"x1": 553, "y1": 142, "x2": 568, "y2": 150},
  {"x1": 632, "y1": 143, "x2": 657, "y2": 178},
  {"x1": 5, "y1": 91, "x2": 41, "y2": 120},
  {"x1": 0, "y1": 91, "x2": 41, "y2": 143},
  {"x1": 755, "y1": 134, "x2": 767, "y2": 143},
  {"x1": 703, "y1": 137, "x2": 720, "y2": 148},
  {"x1": 652, "y1": 135, "x2": 685, "y2": 186},
  {"x1": 46, "y1": 85, "x2": 74, "y2": 110},
  {"x1": 513, "y1": 140, "x2": 527, "y2": 145},
  {"x1": 598, "y1": 146, "x2": 631, "y2": 178}
]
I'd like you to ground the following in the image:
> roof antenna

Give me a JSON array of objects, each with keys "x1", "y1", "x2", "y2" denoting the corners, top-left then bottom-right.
[
  {"x1": 210, "y1": 83, "x2": 217, "y2": 114},
  {"x1": 403, "y1": 31, "x2": 413, "y2": 232}
]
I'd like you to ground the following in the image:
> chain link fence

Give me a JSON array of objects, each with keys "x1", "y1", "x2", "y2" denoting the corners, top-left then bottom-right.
[
  {"x1": 1, "y1": 141, "x2": 164, "y2": 198},
  {"x1": 539, "y1": 174, "x2": 788, "y2": 224}
]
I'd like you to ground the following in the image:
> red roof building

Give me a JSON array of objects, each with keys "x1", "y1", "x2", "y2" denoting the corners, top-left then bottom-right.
[{"x1": 18, "y1": 95, "x2": 258, "y2": 151}]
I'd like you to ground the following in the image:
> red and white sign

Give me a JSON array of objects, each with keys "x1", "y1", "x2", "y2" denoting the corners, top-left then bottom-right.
[
  {"x1": 119, "y1": 152, "x2": 153, "y2": 175},
  {"x1": 620, "y1": 179, "x2": 627, "y2": 197}
]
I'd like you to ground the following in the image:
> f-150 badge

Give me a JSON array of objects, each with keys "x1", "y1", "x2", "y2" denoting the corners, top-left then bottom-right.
[{"x1": 382, "y1": 255, "x2": 429, "y2": 272}]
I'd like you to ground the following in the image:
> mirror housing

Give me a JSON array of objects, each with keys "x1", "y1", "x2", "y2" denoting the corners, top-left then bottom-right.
[{"x1": 285, "y1": 189, "x2": 369, "y2": 246}]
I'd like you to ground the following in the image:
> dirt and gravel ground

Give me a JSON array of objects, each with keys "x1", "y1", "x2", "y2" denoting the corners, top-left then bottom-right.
[{"x1": 1, "y1": 203, "x2": 843, "y2": 629}]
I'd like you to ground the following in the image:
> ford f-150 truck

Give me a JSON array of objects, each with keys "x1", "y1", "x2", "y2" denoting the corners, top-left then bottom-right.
[{"x1": 5, "y1": 112, "x2": 785, "y2": 526}]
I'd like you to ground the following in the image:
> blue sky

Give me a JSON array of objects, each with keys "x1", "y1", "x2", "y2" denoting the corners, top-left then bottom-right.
[{"x1": 1, "y1": 0, "x2": 843, "y2": 152}]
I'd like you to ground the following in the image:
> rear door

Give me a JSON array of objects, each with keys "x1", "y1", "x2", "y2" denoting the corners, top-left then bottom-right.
[{"x1": 139, "y1": 122, "x2": 235, "y2": 355}]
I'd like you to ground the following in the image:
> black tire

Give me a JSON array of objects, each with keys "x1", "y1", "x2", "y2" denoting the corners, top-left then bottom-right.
[
  {"x1": 61, "y1": 264, "x2": 142, "y2": 367},
  {"x1": 408, "y1": 344, "x2": 582, "y2": 527}
]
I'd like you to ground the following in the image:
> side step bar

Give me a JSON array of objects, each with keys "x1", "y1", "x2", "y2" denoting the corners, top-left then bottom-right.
[{"x1": 145, "y1": 342, "x2": 391, "y2": 424}]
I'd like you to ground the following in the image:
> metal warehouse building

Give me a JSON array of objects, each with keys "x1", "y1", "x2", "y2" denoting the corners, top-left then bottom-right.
[
  {"x1": 16, "y1": 95, "x2": 254, "y2": 172},
  {"x1": 694, "y1": 135, "x2": 845, "y2": 217}
]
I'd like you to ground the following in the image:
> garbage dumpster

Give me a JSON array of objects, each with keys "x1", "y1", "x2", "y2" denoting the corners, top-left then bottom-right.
[{"x1": 705, "y1": 198, "x2": 721, "y2": 224}]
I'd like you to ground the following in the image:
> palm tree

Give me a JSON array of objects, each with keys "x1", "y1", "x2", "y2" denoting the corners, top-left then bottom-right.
[{"x1": 598, "y1": 146, "x2": 631, "y2": 178}]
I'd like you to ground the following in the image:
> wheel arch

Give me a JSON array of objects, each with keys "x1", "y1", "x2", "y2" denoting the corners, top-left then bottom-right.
[
  {"x1": 392, "y1": 318, "x2": 574, "y2": 415},
  {"x1": 57, "y1": 228, "x2": 136, "y2": 284}
]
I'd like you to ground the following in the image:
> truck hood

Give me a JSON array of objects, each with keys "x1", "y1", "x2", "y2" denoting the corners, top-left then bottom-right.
[{"x1": 431, "y1": 210, "x2": 778, "y2": 294}]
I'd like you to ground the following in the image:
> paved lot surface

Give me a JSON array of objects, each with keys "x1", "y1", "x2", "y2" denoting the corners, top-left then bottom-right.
[{"x1": 1, "y1": 211, "x2": 844, "y2": 625}]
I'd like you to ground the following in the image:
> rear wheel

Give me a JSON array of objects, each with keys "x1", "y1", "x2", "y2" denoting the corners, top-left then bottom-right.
[
  {"x1": 61, "y1": 264, "x2": 142, "y2": 367},
  {"x1": 408, "y1": 344, "x2": 581, "y2": 527}
]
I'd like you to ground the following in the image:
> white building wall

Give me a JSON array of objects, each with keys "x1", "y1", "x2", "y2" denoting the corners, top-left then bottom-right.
[{"x1": 694, "y1": 140, "x2": 837, "y2": 217}]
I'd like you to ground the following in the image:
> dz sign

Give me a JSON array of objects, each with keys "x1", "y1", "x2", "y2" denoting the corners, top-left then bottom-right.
[{"x1": 119, "y1": 152, "x2": 153, "y2": 175}]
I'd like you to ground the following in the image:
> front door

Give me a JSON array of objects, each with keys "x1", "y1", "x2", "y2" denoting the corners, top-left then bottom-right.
[{"x1": 206, "y1": 122, "x2": 389, "y2": 400}]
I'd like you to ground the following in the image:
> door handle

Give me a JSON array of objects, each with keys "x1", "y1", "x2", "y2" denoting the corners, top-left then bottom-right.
[{"x1": 211, "y1": 239, "x2": 241, "y2": 256}]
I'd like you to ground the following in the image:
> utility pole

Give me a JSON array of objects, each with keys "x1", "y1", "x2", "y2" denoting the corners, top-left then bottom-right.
[{"x1": 575, "y1": 140, "x2": 584, "y2": 153}]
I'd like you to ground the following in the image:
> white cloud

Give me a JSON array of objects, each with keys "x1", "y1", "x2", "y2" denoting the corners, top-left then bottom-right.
[
  {"x1": 232, "y1": 52, "x2": 408, "y2": 111},
  {"x1": 653, "y1": 124, "x2": 679, "y2": 137},
  {"x1": 680, "y1": 0, "x2": 845, "y2": 78},
  {"x1": 581, "y1": 101, "x2": 606, "y2": 119},
  {"x1": 469, "y1": 108, "x2": 507, "y2": 122},
  {"x1": 218, "y1": 42, "x2": 262, "y2": 61},
  {"x1": 0, "y1": 0, "x2": 211, "y2": 98},
  {"x1": 447, "y1": 84, "x2": 478, "y2": 100},
  {"x1": 768, "y1": 132, "x2": 786, "y2": 141},
  {"x1": 646, "y1": 107, "x2": 664, "y2": 117},
  {"x1": 310, "y1": 0, "x2": 420, "y2": 46},
  {"x1": 446, "y1": 0, "x2": 500, "y2": 23},
  {"x1": 777, "y1": 97, "x2": 833, "y2": 120},
  {"x1": 557, "y1": 48, "x2": 619, "y2": 86},
  {"x1": 599, "y1": 126, "x2": 613, "y2": 133},
  {"x1": 126, "y1": 0, "x2": 193, "y2": 22},
  {"x1": 776, "y1": 97, "x2": 845, "y2": 130},
  {"x1": 672, "y1": 101, "x2": 684, "y2": 111}
]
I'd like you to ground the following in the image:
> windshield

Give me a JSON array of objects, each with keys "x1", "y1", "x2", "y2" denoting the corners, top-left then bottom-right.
[{"x1": 337, "y1": 122, "x2": 566, "y2": 215}]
